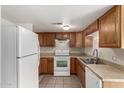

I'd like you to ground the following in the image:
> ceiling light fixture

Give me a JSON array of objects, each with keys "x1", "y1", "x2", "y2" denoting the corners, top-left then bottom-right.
[{"x1": 63, "y1": 25, "x2": 70, "y2": 30}]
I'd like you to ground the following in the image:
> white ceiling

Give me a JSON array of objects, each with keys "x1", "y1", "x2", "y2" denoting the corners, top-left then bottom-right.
[{"x1": 2, "y1": 5, "x2": 113, "y2": 32}]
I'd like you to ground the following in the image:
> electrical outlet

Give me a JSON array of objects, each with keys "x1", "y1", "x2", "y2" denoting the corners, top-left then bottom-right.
[{"x1": 112, "y1": 56, "x2": 117, "y2": 61}]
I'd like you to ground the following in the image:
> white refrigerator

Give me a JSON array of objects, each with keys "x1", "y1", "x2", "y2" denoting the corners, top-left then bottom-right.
[{"x1": 1, "y1": 26, "x2": 40, "y2": 88}]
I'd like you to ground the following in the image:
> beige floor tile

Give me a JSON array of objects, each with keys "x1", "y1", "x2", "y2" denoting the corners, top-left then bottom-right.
[
  {"x1": 54, "y1": 84, "x2": 63, "y2": 88},
  {"x1": 45, "y1": 85, "x2": 55, "y2": 88},
  {"x1": 41, "y1": 81, "x2": 48, "y2": 84},
  {"x1": 39, "y1": 84, "x2": 46, "y2": 88},
  {"x1": 39, "y1": 75, "x2": 81, "y2": 88},
  {"x1": 63, "y1": 80, "x2": 71, "y2": 84},
  {"x1": 64, "y1": 85, "x2": 71, "y2": 88},
  {"x1": 55, "y1": 82, "x2": 63, "y2": 85},
  {"x1": 71, "y1": 84, "x2": 81, "y2": 88},
  {"x1": 48, "y1": 79, "x2": 56, "y2": 82},
  {"x1": 56, "y1": 79, "x2": 63, "y2": 82},
  {"x1": 47, "y1": 82, "x2": 55, "y2": 85}
]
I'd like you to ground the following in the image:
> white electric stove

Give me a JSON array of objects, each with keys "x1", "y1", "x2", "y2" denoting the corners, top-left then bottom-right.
[{"x1": 54, "y1": 39, "x2": 70, "y2": 76}]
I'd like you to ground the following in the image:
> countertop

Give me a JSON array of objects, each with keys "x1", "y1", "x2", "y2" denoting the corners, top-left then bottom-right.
[
  {"x1": 86, "y1": 64, "x2": 124, "y2": 82},
  {"x1": 77, "y1": 57, "x2": 124, "y2": 82},
  {"x1": 40, "y1": 53, "x2": 124, "y2": 82}
]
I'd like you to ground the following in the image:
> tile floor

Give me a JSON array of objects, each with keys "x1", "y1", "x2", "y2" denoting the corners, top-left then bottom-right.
[{"x1": 39, "y1": 75, "x2": 82, "y2": 88}]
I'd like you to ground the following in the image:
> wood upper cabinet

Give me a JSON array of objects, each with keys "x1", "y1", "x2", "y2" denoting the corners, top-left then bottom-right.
[
  {"x1": 76, "y1": 32, "x2": 83, "y2": 48},
  {"x1": 39, "y1": 57, "x2": 54, "y2": 75},
  {"x1": 55, "y1": 32, "x2": 63, "y2": 39},
  {"x1": 86, "y1": 20, "x2": 99, "y2": 35},
  {"x1": 46, "y1": 33, "x2": 55, "y2": 46},
  {"x1": 37, "y1": 33, "x2": 44, "y2": 46},
  {"x1": 121, "y1": 5, "x2": 124, "y2": 48},
  {"x1": 85, "y1": 36, "x2": 93, "y2": 48},
  {"x1": 82, "y1": 31, "x2": 86, "y2": 48},
  {"x1": 99, "y1": 6, "x2": 121, "y2": 48},
  {"x1": 37, "y1": 31, "x2": 85, "y2": 48},
  {"x1": 55, "y1": 32, "x2": 70, "y2": 39},
  {"x1": 63, "y1": 32, "x2": 70, "y2": 39},
  {"x1": 37, "y1": 33, "x2": 55, "y2": 47},
  {"x1": 70, "y1": 58, "x2": 76, "y2": 74},
  {"x1": 69, "y1": 32, "x2": 76, "y2": 47}
]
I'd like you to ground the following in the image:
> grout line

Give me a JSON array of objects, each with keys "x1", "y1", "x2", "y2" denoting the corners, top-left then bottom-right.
[{"x1": 40, "y1": 75, "x2": 82, "y2": 88}]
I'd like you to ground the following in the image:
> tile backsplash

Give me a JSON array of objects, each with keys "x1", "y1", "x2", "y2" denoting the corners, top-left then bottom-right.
[
  {"x1": 85, "y1": 31, "x2": 124, "y2": 66},
  {"x1": 40, "y1": 47, "x2": 84, "y2": 54}
]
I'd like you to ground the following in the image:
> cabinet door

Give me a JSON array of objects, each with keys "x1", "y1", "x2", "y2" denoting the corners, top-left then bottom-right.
[
  {"x1": 46, "y1": 33, "x2": 55, "y2": 46},
  {"x1": 99, "y1": 6, "x2": 121, "y2": 48},
  {"x1": 82, "y1": 31, "x2": 86, "y2": 48},
  {"x1": 82, "y1": 68, "x2": 85, "y2": 88},
  {"x1": 39, "y1": 58, "x2": 48, "y2": 74},
  {"x1": 75, "y1": 59, "x2": 85, "y2": 87},
  {"x1": 37, "y1": 33, "x2": 44, "y2": 46},
  {"x1": 76, "y1": 32, "x2": 83, "y2": 48},
  {"x1": 86, "y1": 21, "x2": 98, "y2": 35},
  {"x1": 37, "y1": 33, "x2": 55, "y2": 47},
  {"x1": 70, "y1": 58, "x2": 76, "y2": 74},
  {"x1": 70, "y1": 32, "x2": 76, "y2": 47},
  {"x1": 38, "y1": 59, "x2": 42, "y2": 75},
  {"x1": 55, "y1": 32, "x2": 63, "y2": 39},
  {"x1": 76, "y1": 59, "x2": 80, "y2": 78},
  {"x1": 85, "y1": 36, "x2": 93, "y2": 48},
  {"x1": 79, "y1": 66, "x2": 83, "y2": 85},
  {"x1": 63, "y1": 32, "x2": 70, "y2": 39},
  {"x1": 47, "y1": 58, "x2": 54, "y2": 74}
]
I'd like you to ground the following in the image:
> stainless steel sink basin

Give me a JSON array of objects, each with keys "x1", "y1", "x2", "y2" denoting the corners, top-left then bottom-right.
[{"x1": 80, "y1": 57, "x2": 104, "y2": 64}]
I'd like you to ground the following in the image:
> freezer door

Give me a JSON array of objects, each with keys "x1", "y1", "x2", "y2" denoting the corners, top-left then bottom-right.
[
  {"x1": 18, "y1": 54, "x2": 39, "y2": 88},
  {"x1": 17, "y1": 26, "x2": 38, "y2": 57}
]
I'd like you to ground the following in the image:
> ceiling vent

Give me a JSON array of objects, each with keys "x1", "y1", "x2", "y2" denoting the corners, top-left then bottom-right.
[{"x1": 51, "y1": 22, "x2": 63, "y2": 25}]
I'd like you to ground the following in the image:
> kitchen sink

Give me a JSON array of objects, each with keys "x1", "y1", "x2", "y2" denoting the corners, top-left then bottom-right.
[{"x1": 79, "y1": 57, "x2": 104, "y2": 64}]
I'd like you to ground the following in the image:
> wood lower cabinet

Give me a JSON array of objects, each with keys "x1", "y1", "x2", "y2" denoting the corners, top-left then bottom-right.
[
  {"x1": 47, "y1": 58, "x2": 54, "y2": 74},
  {"x1": 39, "y1": 58, "x2": 48, "y2": 74},
  {"x1": 76, "y1": 58, "x2": 85, "y2": 87},
  {"x1": 39, "y1": 57, "x2": 54, "y2": 75},
  {"x1": 70, "y1": 58, "x2": 76, "y2": 74}
]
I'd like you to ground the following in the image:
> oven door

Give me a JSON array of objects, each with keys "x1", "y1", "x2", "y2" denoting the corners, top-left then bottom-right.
[{"x1": 54, "y1": 56, "x2": 70, "y2": 71}]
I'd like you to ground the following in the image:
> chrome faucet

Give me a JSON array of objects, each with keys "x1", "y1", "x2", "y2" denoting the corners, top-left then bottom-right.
[
  {"x1": 92, "y1": 49, "x2": 98, "y2": 58},
  {"x1": 92, "y1": 49, "x2": 99, "y2": 63}
]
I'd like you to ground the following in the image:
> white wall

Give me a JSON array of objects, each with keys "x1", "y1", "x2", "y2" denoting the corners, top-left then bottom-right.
[
  {"x1": 17, "y1": 23, "x2": 33, "y2": 31},
  {"x1": 85, "y1": 31, "x2": 124, "y2": 66}
]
